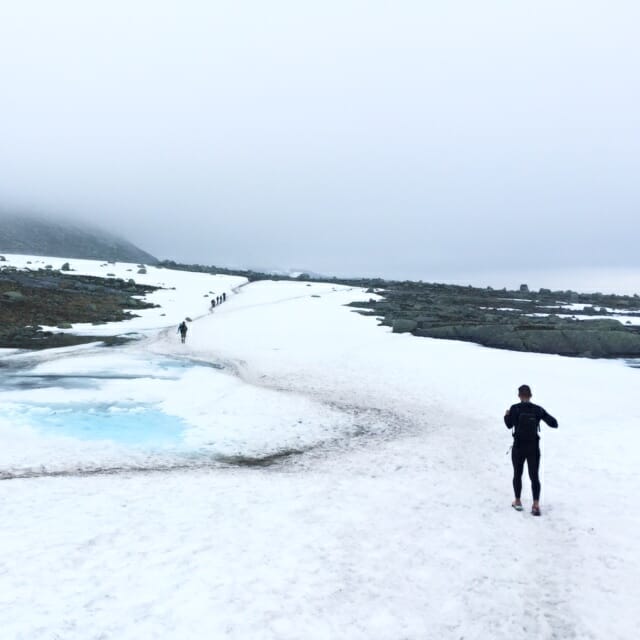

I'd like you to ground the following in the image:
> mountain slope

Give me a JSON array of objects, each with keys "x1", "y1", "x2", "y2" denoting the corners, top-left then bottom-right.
[{"x1": 0, "y1": 213, "x2": 157, "y2": 264}]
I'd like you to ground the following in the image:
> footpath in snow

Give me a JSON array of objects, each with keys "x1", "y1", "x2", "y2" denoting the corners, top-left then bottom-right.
[{"x1": 1, "y1": 257, "x2": 639, "y2": 639}]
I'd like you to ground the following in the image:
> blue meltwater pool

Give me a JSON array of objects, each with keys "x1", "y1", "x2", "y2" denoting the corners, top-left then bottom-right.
[{"x1": 22, "y1": 404, "x2": 187, "y2": 446}]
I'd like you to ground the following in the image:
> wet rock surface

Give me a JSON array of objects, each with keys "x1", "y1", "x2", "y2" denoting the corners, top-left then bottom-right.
[{"x1": 0, "y1": 267, "x2": 159, "y2": 349}]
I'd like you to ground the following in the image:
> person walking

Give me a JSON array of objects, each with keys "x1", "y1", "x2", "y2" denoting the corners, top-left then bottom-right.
[
  {"x1": 178, "y1": 321, "x2": 188, "y2": 344},
  {"x1": 504, "y1": 384, "x2": 558, "y2": 516}
]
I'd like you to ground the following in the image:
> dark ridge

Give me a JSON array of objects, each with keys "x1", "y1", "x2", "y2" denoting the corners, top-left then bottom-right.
[{"x1": 0, "y1": 212, "x2": 158, "y2": 264}]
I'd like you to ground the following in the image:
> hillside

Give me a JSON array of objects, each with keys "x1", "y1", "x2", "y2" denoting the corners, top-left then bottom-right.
[{"x1": 0, "y1": 213, "x2": 157, "y2": 264}]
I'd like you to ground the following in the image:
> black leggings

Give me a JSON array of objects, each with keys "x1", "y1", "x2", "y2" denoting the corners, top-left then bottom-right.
[{"x1": 512, "y1": 442, "x2": 541, "y2": 501}]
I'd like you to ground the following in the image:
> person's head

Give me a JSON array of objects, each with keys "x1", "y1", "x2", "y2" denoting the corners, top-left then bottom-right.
[{"x1": 518, "y1": 384, "x2": 532, "y2": 402}]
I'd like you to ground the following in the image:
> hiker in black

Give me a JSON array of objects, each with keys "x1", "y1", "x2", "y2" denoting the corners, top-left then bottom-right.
[
  {"x1": 178, "y1": 321, "x2": 188, "y2": 344},
  {"x1": 504, "y1": 384, "x2": 558, "y2": 516}
]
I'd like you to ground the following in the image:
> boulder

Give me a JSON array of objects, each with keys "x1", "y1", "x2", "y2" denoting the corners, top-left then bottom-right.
[
  {"x1": 392, "y1": 318, "x2": 418, "y2": 333},
  {"x1": 2, "y1": 291, "x2": 25, "y2": 301}
]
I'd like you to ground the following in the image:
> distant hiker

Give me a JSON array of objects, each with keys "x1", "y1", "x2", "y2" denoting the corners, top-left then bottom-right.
[
  {"x1": 217, "y1": 295, "x2": 222, "y2": 305},
  {"x1": 210, "y1": 298, "x2": 216, "y2": 311},
  {"x1": 178, "y1": 321, "x2": 188, "y2": 344},
  {"x1": 222, "y1": 292, "x2": 226, "y2": 302},
  {"x1": 504, "y1": 384, "x2": 558, "y2": 516}
]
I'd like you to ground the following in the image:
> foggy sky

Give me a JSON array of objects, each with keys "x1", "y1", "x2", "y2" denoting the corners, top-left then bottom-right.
[{"x1": 1, "y1": 1, "x2": 639, "y2": 282}]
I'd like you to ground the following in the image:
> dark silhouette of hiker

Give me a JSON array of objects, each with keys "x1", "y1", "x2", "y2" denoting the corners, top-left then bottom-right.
[
  {"x1": 217, "y1": 295, "x2": 222, "y2": 305},
  {"x1": 178, "y1": 321, "x2": 188, "y2": 344},
  {"x1": 504, "y1": 384, "x2": 558, "y2": 516},
  {"x1": 210, "y1": 298, "x2": 216, "y2": 312},
  {"x1": 222, "y1": 292, "x2": 226, "y2": 302}
]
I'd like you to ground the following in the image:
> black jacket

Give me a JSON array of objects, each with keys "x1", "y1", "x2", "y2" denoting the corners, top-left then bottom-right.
[{"x1": 504, "y1": 401, "x2": 558, "y2": 439}]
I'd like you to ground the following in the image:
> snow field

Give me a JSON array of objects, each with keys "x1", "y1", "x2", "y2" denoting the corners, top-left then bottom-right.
[{"x1": 1, "y1": 264, "x2": 639, "y2": 638}]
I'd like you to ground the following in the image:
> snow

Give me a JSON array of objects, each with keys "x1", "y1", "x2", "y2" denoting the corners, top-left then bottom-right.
[
  {"x1": 1, "y1": 260, "x2": 639, "y2": 639},
  {"x1": 526, "y1": 313, "x2": 640, "y2": 326}
]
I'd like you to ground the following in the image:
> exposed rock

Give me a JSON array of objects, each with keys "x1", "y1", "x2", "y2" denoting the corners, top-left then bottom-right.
[
  {"x1": 348, "y1": 280, "x2": 640, "y2": 358},
  {"x1": 3, "y1": 290, "x2": 25, "y2": 301},
  {"x1": 0, "y1": 268, "x2": 159, "y2": 349},
  {"x1": 392, "y1": 318, "x2": 418, "y2": 333}
]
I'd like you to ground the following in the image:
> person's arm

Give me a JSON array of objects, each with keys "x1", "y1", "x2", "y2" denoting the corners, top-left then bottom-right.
[
  {"x1": 504, "y1": 405, "x2": 515, "y2": 429},
  {"x1": 540, "y1": 408, "x2": 558, "y2": 429}
]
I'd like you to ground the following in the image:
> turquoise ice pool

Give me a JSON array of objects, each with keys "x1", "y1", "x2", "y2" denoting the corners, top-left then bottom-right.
[{"x1": 13, "y1": 404, "x2": 187, "y2": 446}]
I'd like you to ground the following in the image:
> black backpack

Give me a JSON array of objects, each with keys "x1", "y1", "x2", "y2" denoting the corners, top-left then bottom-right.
[{"x1": 514, "y1": 406, "x2": 539, "y2": 442}]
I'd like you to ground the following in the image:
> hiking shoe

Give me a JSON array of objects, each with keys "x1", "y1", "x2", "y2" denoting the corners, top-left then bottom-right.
[{"x1": 531, "y1": 505, "x2": 541, "y2": 516}]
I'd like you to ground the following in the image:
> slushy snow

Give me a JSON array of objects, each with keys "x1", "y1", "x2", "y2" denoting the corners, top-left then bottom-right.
[{"x1": 0, "y1": 255, "x2": 639, "y2": 639}]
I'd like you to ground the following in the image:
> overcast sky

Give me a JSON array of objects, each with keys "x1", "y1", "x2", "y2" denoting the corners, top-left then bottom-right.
[{"x1": 1, "y1": 1, "x2": 638, "y2": 281}]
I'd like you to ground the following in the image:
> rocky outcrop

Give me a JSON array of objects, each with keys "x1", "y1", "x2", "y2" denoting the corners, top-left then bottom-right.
[
  {"x1": 0, "y1": 266, "x2": 159, "y2": 349},
  {"x1": 415, "y1": 322, "x2": 640, "y2": 358},
  {"x1": 349, "y1": 281, "x2": 640, "y2": 358}
]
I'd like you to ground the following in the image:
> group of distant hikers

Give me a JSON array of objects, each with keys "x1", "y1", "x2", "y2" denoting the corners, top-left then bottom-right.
[
  {"x1": 177, "y1": 291, "x2": 228, "y2": 344},
  {"x1": 210, "y1": 292, "x2": 226, "y2": 310}
]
